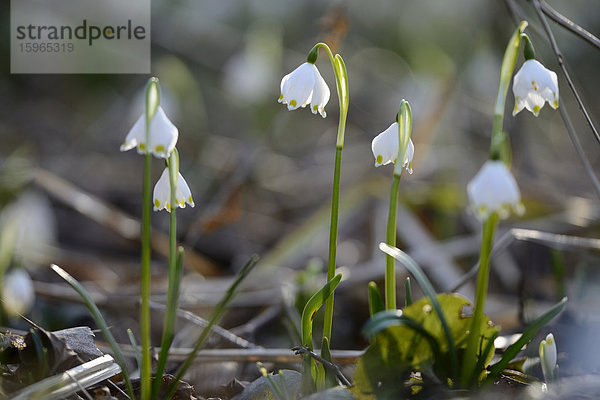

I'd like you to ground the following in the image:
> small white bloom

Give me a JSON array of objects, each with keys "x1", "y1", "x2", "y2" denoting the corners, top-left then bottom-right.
[
  {"x1": 153, "y1": 168, "x2": 194, "y2": 212},
  {"x1": 371, "y1": 122, "x2": 415, "y2": 173},
  {"x1": 513, "y1": 59, "x2": 559, "y2": 117},
  {"x1": 278, "y1": 62, "x2": 330, "y2": 117},
  {"x1": 467, "y1": 160, "x2": 524, "y2": 220},
  {"x1": 2, "y1": 269, "x2": 35, "y2": 317},
  {"x1": 539, "y1": 333, "x2": 557, "y2": 383},
  {"x1": 121, "y1": 106, "x2": 178, "y2": 158}
]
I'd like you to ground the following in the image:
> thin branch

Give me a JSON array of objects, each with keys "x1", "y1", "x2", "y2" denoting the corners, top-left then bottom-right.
[
  {"x1": 292, "y1": 346, "x2": 352, "y2": 386},
  {"x1": 539, "y1": 0, "x2": 600, "y2": 51},
  {"x1": 557, "y1": 102, "x2": 600, "y2": 199},
  {"x1": 531, "y1": 0, "x2": 600, "y2": 146}
]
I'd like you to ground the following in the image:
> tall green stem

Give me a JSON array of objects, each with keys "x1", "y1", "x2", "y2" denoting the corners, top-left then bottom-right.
[
  {"x1": 310, "y1": 43, "x2": 349, "y2": 347},
  {"x1": 140, "y1": 77, "x2": 160, "y2": 400},
  {"x1": 460, "y1": 212, "x2": 499, "y2": 386},
  {"x1": 152, "y1": 150, "x2": 181, "y2": 398},
  {"x1": 385, "y1": 174, "x2": 401, "y2": 309},
  {"x1": 140, "y1": 141, "x2": 152, "y2": 400}
]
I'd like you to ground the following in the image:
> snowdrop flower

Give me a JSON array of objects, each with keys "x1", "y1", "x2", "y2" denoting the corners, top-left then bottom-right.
[
  {"x1": 2, "y1": 269, "x2": 35, "y2": 317},
  {"x1": 467, "y1": 160, "x2": 524, "y2": 220},
  {"x1": 371, "y1": 122, "x2": 414, "y2": 173},
  {"x1": 121, "y1": 106, "x2": 178, "y2": 158},
  {"x1": 153, "y1": 168, "x2": 194, "y2": 212},
  {"x1": 513, "y1": 59, "x2": 559, "y2": 117},
  {"x1": 278, "y1": 62, "x2": 330, "y2": 117},
  {"x1": 539, "y1": 333, "x2": 557, "y2": 383}
]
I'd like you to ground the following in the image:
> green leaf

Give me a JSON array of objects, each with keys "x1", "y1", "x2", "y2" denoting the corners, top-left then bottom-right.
[
  {"x1": 301, "y1": 273, "x2": 343, "y2": 350},
  {"x1": 367, "y1": 282, "x2": 384, "y2": 317},
  {"x1": 486, "y1": 297, "x2": 567, "y2": 383}
]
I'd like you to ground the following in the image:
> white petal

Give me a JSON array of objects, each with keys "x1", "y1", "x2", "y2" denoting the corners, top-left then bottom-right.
[
  {"x1": 148, "y1": 107, "x2": 179, "y2": 159},
  {"x1": 280, "y1": 63, "x2": 316, "y2": 111},
  {"x1": 403, "y1": 139, "x2": 415, "y2": 174},
  {"x1": 310, "y1": 66, "x2": 330, "y2": 118},
  {"x1": 2, "y1": 269, "x2": 35, "y2": 316},
  {"x1": 153, "y1": 168, "x2": 194, "y2": 212},
  {"x1": 175, "y1": 172, "x2": 195, "y2": 208},
  {"x1": 120, "y1": 114, "x2": 145, "y2": 152},
  {"x1": 467, "y1": 160, "x2": 523, "y2": 220},
  {"x1": 153, "y1": 168, "x2": 172, "y2": 211},
  {"x1": 371, "y1": 122, "x2": 399, "y2": 167}
]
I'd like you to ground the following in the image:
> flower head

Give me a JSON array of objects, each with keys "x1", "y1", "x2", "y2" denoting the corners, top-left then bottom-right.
[
  {"x1": 467, "y1": 160, "x2": 524, "y2": 220},
  {"x1": 539, "y1": 333, "x2": 557, "y2": 383},
  {"x1": 121, "y1": 106, "x2": 178, "y2": 158},
  {"x1": 153, "y1": 168, "x2": 194, "y2": 212},
  {"x1": 371, "y1": 122, "x2": 415, "y2": 173},
  {"x1": 512, "y1": 59, "x2": 559, "y2": 117},
  {"x1": 278, "y1": 62, "x2": 330, "y2": 117},
  {"x1": 2, "y1": 269, "x2": 35, "y2": 317}
]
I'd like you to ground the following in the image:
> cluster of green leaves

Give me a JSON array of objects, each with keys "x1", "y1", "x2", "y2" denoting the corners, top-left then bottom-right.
[
  {"x1": 351, "y1": 245, "x2": 567, "y2": 398},
  {"x1": 353, "y1": 293, "x2": 497, "y2": 399}
]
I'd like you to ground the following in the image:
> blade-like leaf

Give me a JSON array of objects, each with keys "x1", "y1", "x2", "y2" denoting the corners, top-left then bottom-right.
[{"x1": 368, "y1": 282, "x2": 385, "y2": 317}]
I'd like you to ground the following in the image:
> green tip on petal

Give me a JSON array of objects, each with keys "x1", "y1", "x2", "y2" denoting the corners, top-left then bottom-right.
[
  {"x1": 290, "y1": 99, "x2": 297, "y2": 107},
  {"x1": 154, "y1": 199, "x2": 160, "y2": 208},
  {"x1": 155, "y1": 145, "x2": 165, "y2": 153},
  {"x1": 376, "y1": 155, "x2": 383, "y2": 164},
  {"x1": 533, "y1": 105, "x2": 541, "y2": 115}
]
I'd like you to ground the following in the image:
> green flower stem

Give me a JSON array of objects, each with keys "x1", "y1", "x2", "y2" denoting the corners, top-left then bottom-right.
[
  {"x1": 460, "y1": 212, "x2": 499, "y2": 387},
  {"x1": 152, "y1": 149, "x2": 181, "y2": 398},
  {"x1": 310, "y1": 42, "x2": 349, "y2": 347},
  {"x1": 385, "y1": 173, "x2": 401, "y2": 309},
  {"x1": 140, "y1": 77, "x2": 160, "y2": 400},
  {"x1": 140, "y1": 136, "x2": 152, "y2": 400}
]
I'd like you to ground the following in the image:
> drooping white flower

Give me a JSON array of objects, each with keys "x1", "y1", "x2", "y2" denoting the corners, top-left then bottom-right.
[
  {"x1": 371, "y1": 122, "x2": 415, "y2": 173},
  {"x1": 153, "y1": 168, "x2": 194, "y2": 212},
  {"x1": 539, "y1": 333, "x2": 557, "y2": 383},
  {"x1": 513, "y1": 59, "x2": 559, "y2": 117},
  {"x1": 2, "y1": 269, "x2": 35, "y2": 317},
  {"x1": 278, "y1": 62, "x2": 330, "y2": 118},
  {"x1": 121, "y1": 106, "x2": 178, "y2": 158},
  {"x1": 467, "y1": 160, "x2": 524, "y2": 220}
]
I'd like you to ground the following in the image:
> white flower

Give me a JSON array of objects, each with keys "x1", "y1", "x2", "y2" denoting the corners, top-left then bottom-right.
[
  {"x1": 278, "y1": 62, "x2": 330, "y2": 118},
  {"x1": 539, "y1": 333, "x2": 557, "y2": 383},
  {"x1": 512, "y1": 59, "x2": 559, "y2": 117},
  {"x1": 467, "y1": 160, "x2": 524, "y2": 220},
  {"x1": 121, "y1": 106, "x2": 178, "y2": 158},
  {"x1": 371, "y1": 122, "x2": 415, "y2": 173},
  {"x1": 2, "y1": 269, "x2": 35, "y2": 317},
  {"x1": 153, "y1": 168, "x2": 194, "y2": 212}
]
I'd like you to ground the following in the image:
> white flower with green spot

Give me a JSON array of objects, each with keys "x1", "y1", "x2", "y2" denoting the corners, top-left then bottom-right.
[
  {"x1": 371, "y1": 122, "x2": 414, "y2": 173},
  {"x1": 513, "y1": 59, "x2": 559, "y2": 117},
  {"x1": 278, "y1": 62, "x2": 330, "y2": 118},
  {"x1": 121, "y1": 106, "x2": 178, "y2": 158},
  {"x1": 467, "y1": 160, "x2": 524, "y2": 220},
  {"x1": 153, "y1": 168, "x2": 194, "y2": 212}
]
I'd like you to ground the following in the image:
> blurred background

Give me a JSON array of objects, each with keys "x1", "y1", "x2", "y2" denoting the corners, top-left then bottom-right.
[{"x1": 2, "y1": 0, "x2": 600, "y2": 395}]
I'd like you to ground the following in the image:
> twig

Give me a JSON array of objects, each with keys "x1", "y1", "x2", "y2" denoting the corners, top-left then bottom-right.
[
  {"x1": 557, "y1": 103, "x2": 600, "y2": 199},
  {"x1": 531, "y1": 0, "x2": 600, "y2": 146},
  {"x1": 292, "y1": 346, "x2": 351, "y2": 386},
  {"x1": 149, "y1": 300, "x2": 257, "y2": 349},
  {"x1": 539, "y1": 0, "x2": 600, "y2": 51},
  {"x1": 451, "y1": 227, "x2": 600, "y2": 291}
]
